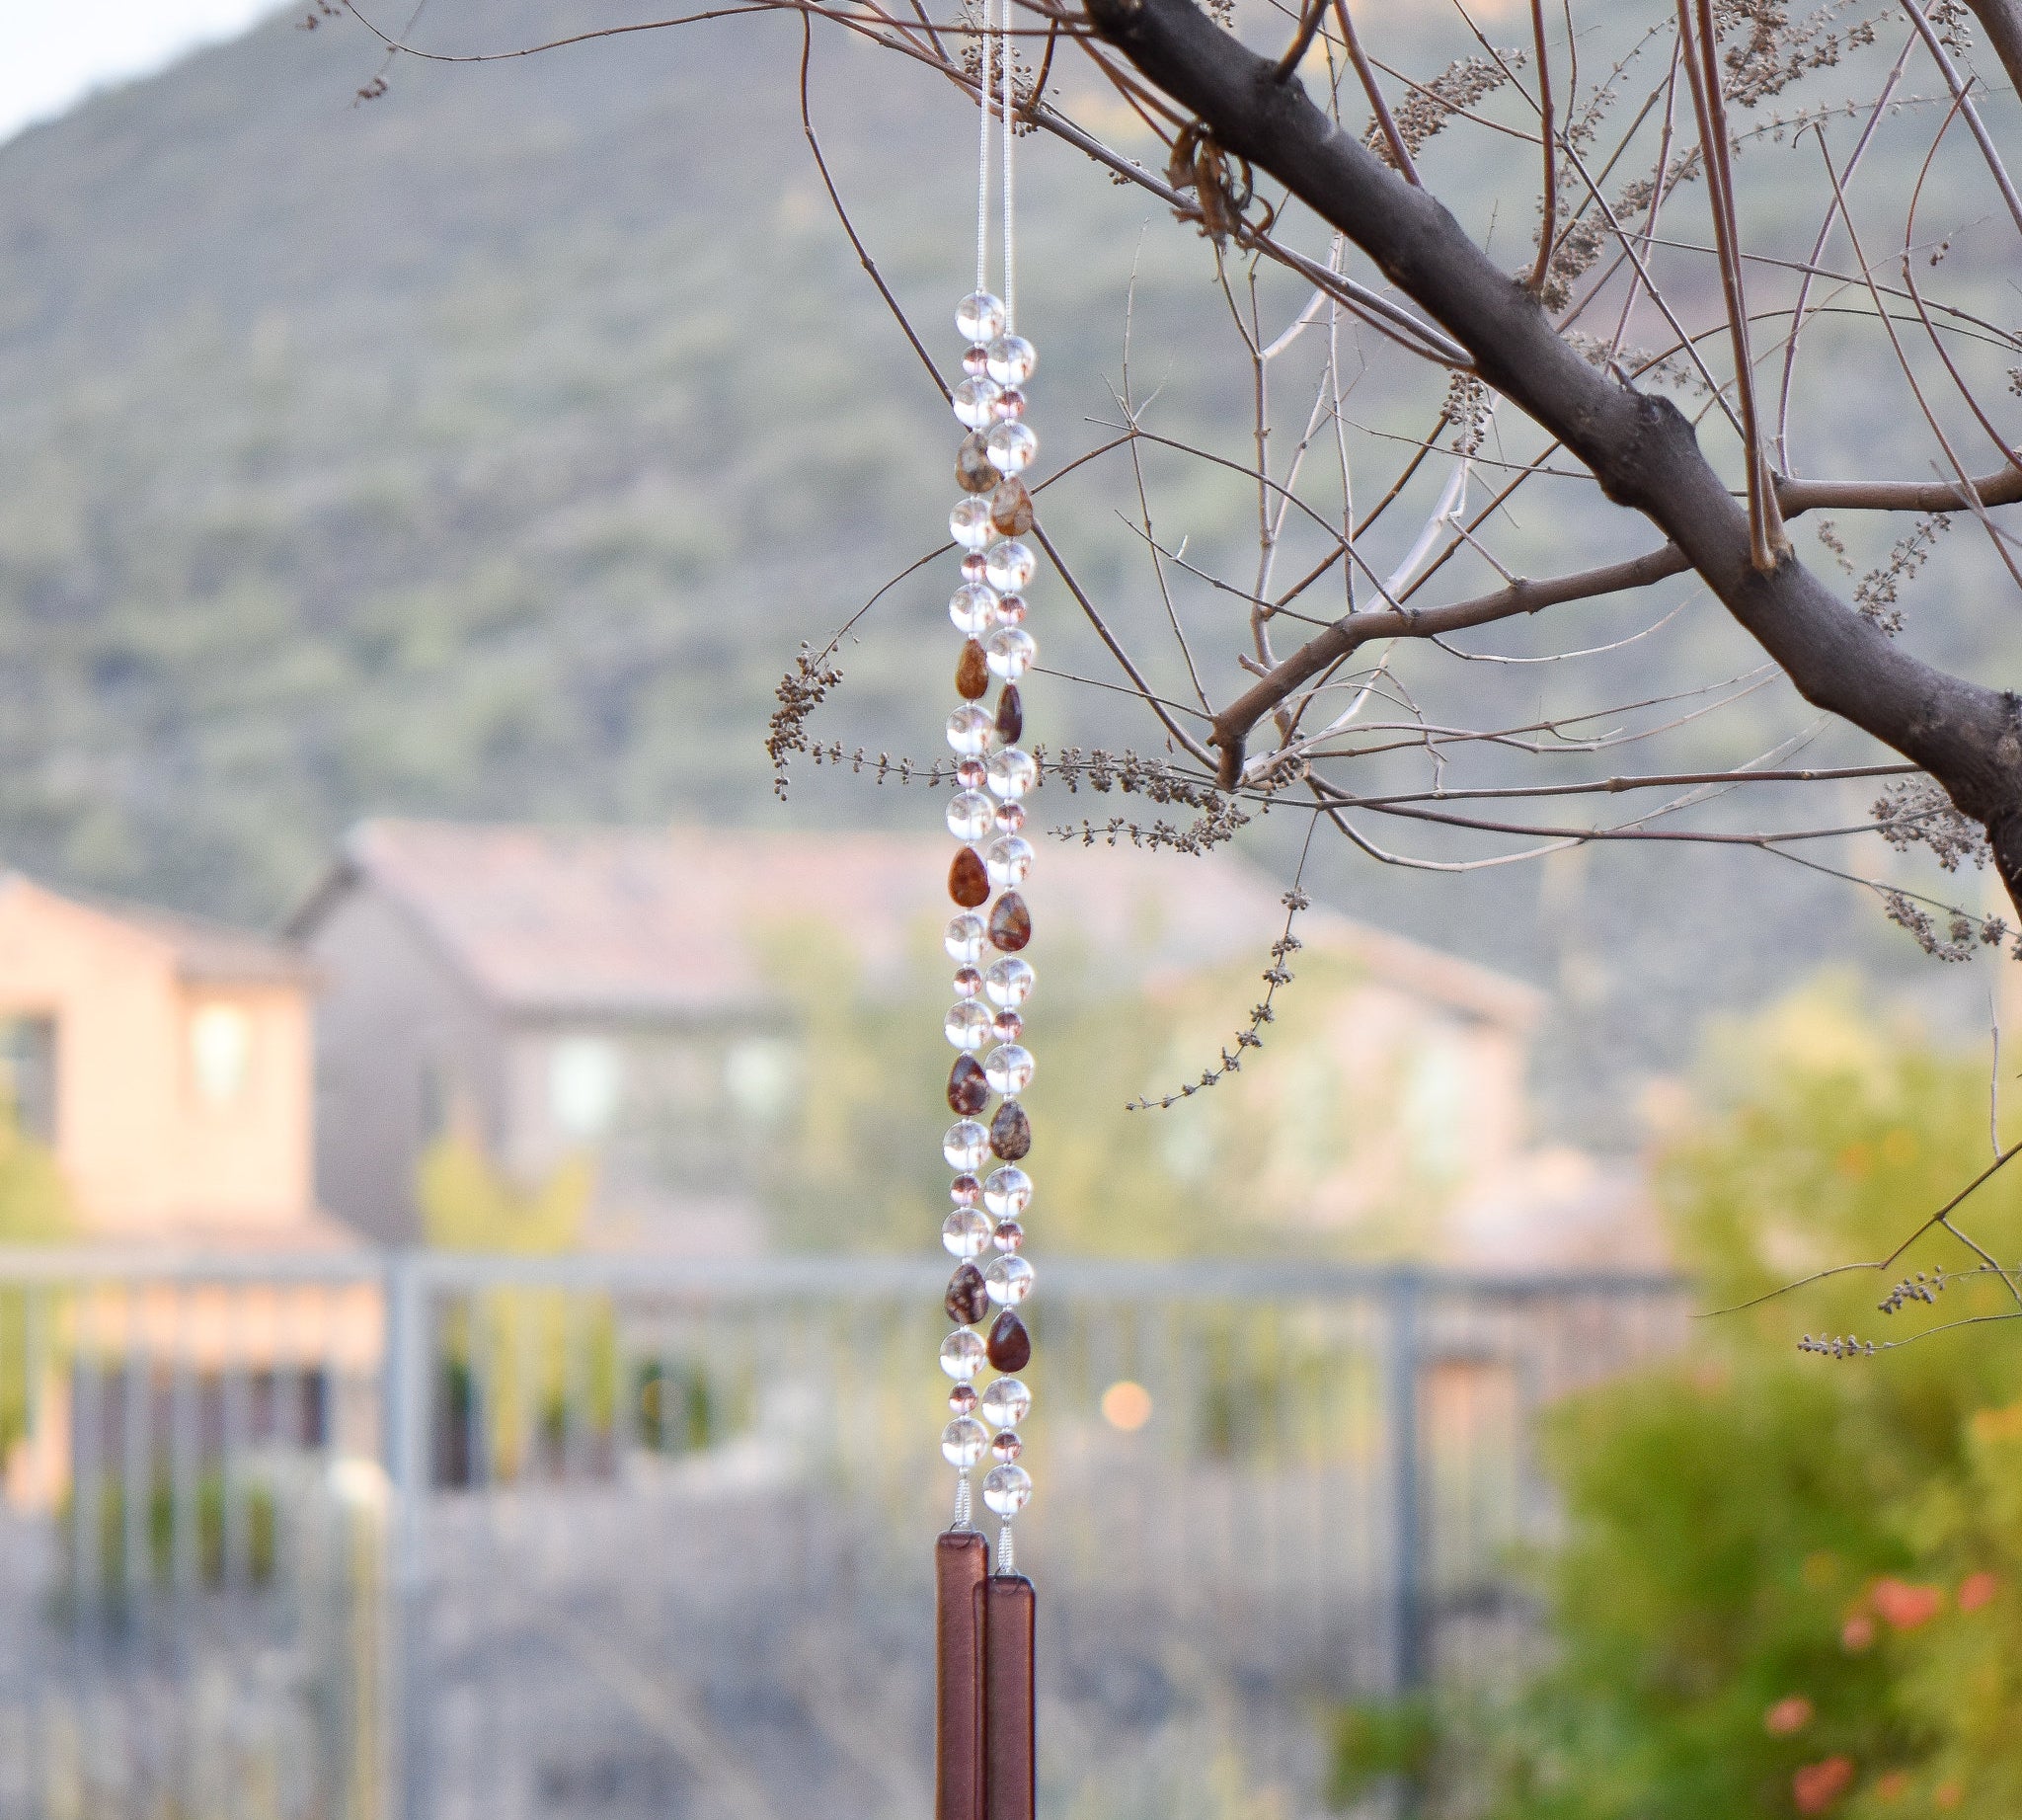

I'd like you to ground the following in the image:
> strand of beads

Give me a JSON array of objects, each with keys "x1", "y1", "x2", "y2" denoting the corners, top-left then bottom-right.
[{"x1": 939, "y1": 284, "x2": 1040, "y2": 1571}]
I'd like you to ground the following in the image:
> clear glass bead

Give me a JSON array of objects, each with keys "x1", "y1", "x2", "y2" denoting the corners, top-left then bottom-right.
[
  {"x1": 986, "y1": 747, "x2": 1038, "y2": 800},
  {"x1": 986, "y1": 627, "x2": 1037, "y2": 681},
  {"x1": 950, "y1": 497, "x2": 994, "y2": 551},
  {"x1": 985, "y1": 958, "x2": 1035, "y2": 1008},
  {"x1": 984, "y1": 1165, "x2": 1032, "y2": 1219},
  {"x1": 963, "y1": 344, "x2": 990, "y2": 377},
  {"x1": 982, "y1": 1463, "x2": 1032, "y2": 1516},
  {"x1": 945, "y1": 912, "x2": 987, "y2": 962},
  {"x1": 943, "y1": 1207, "x2": 991, "y2": 1257},
  {"x1": 945, "y1": 705, "x2": 992, "y2": 754},
  {"x1": 995, "y1": 801, "x2": 1026, "y2": 832},
  {"x1": 990, "y1": 1429, "x2": 1023, "y2": 1462},
  {"x1": 993, "y1": 593, "x2": 1027, "y2": 626},
  {"x1": 951, "y1": 1173, "x2": 981, "y2": 1206},
  {"x1": 980, "y1": 1377, "x2": 1032, "y2": 1428},
  {"x1": 994, "y1": 387, "x2": 1028, "y2": 421},
  {"x1": 984, "y1": 835, "x2": 1035, "y2": 890},
  {"x1": 985, "y1": 334, "x2": 1037, "y2": 385},
  {"x1": 985, "y1": 1255, "x2": 1035, "y2": 1305},
  {"x1": 992, "y1": 1008, "x2": 1023, "y2": 1042},
  {"x1": 984, "y1": 1044, "x2": 1034, "y2": 1095},
  {"x1": 956, "y1": 756, "x2": 987, "y2": 788},
  {"x1": 946, "y1": 789, "x2": 994, "y2": 840},
  {"x1": 941, "y1": 1416, "x2": 988, "y2": 1467},
  {"x1": 944, "y1": 1119, "x2": 990, "y2": 1171},
  {"x1": 953, "y1": 966, "x2": 983, "y2": 998},
  {"x1": 986, "y1": 421, "x2": 1038, "y2": 476},
  {"x1": 984, "y1": 540, "x2": 1036, "y2": 593},
  {"x1": 949, "y1": 583, "x2": 999, "y2": 635},
  {"x1": 957, "y1": 291, "x2": 1006, "y2": 343},
  {"x1": 961, "y1": 552, "x2": 989, "y2": 584},
  {"x1": 992, "y1": 1219, "x2": 1025, "y2": 1252},
  {"x1": 940, "y1": 1327, "x2": 986, "y2": 1381},
  {"x1": 945, "y1": 1000, "x2": 993, "y2": 1050},
  {"x1": 953, "y1": 376, "x2": 1004, "y2": 431}
]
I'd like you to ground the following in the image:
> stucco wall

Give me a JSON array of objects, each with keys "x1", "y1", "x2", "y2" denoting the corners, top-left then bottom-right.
[
  {"x1": 301, "y1": 885, "x2": 506, "y2": 1243},
  {"x1": 0, "y1": 881, "x2": 314, "y2": 1234}
]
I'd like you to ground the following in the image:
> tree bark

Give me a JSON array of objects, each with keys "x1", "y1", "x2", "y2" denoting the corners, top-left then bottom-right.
[
  {"x1": 1085, "y1": 0, "x2": 2022, "y2": 913},
  {"x1": 1965, "y1": 0, "x2": 2022, "y2": 103}
]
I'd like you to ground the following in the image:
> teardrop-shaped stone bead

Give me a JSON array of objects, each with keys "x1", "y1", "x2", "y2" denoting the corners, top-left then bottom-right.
[
  {"x1": 946, "y1": 1262, "x2": 988, "y2": 1326},
  {"x1": 989, "y1": 1099, "x2": 1032, "y2": 1162},
  {"x1": 988, "y1": 892, "x2": 1032, "y2": 952},
  {"x1": 947, "y1": 1053, "x2": 989, "y2": 1116},
  {"x1": 987, "y1": 1310, "x2": 1032, "y2": 1372},
  {"x1": 956, "y1": 639, "x2": 989, "y2": 700},
  {"x1": 994, "y1": 685, "x2": 1023, "y2": 746},
  {"x1": 949, "y1": 846, "x2": 989, "y2": 908},
  {"x1": 956, "y1": 432, "x2": 997, "y2": 494},
  {"x1": 989, "y1": 479, "x2": 1035, "y2": 537}
]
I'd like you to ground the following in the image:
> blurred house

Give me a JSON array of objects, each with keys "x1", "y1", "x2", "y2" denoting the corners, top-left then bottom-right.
[
  {"x1": 290, "y1": 821, "x2": 1655, "y2": 1265},
  {"x1": 0, "y1": 874, "x2": 337, "y2": 1247}
]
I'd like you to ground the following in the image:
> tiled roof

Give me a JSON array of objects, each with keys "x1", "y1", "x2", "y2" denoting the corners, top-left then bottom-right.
[
  {"x1": 0, "y1": 877, "x2": 314, "y2": 986},
  {"x1": 292, "y1": 820, "x2": 1541, "y2": 1026},
  {"x1": 110, "y1": 903, "x2": 318, "y2": 985}
]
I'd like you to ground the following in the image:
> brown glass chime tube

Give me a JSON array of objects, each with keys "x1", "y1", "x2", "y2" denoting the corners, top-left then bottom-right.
[{"x1": 936, "y1": 1530, "x2": 986, "y2": 1819}]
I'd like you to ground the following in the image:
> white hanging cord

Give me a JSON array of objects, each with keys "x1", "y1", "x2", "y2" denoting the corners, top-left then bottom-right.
[
  {"x1": 975, "y1": 8, "x2": 992, "y2": 296},
  {"x1": 1000, "y1": 0, "x2": 1016, "y2": 330}
]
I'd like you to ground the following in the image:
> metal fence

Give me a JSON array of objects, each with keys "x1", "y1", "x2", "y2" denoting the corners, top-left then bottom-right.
[{"x1": 0, "y1": 1250, "x2": 1689, "y2": 1820}]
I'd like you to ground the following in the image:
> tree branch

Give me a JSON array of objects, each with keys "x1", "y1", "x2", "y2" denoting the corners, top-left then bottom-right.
[
  {"x1": 1084, "y1": 0, "x2": 2022, "y2": 908},
  {"x1": 1964, "y1": 0, "x2": 2022, "y2": 99},
  {"x1": 1210, "y1": 547, "x2": 1691, "y2": 782}
]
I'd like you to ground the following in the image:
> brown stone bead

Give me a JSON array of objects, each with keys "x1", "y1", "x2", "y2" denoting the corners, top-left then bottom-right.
[
  {"x1": 945, "y1": 1262, "x2": 988, "y2": 1326},
  {"x1": 989, "y1": 479, "x2": 1035, "y2": 536},
  {"x1": 994, "y1": 684, "x2": 1023, "y2": 746},
  {"x1": 956, "y1": 640, "x2": 990, "y2": 700},
  {"x1": 950, "y1": 846, "x2": 989, "y2": 908},
  {"x1": 947, "y1": 1054, "x2": 989, "y2": 1116},
  {"x1": 956, "y1": 433, "x2": 997, "y2": 494},
  {"x1": 988, "y1": 892, "x2": 1031, "y2": 953},
  {"x1": 989, "y1": 1099, "x2": 1032, "y2": 1162},
  {"x1": 986, "y1": 1310, "x2": 1032, "y2": 1372}
]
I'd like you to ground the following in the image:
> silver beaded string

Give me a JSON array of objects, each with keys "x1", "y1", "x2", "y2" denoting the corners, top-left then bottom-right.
[{"x1": 938, "y1": 0, "x2": 1037, "y2": 1568}]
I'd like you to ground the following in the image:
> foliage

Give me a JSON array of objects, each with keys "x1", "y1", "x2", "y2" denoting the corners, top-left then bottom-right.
[
  {"x1": 761, "y1": 916, "x2": 1470, "y2": 1258},
  {"x1": 1330, "y1": 983, "x2": 2022, "y2": 1817},
  {"x1": 0, "y1": 1116, "x2": 78, "y2": 1245},
  {"x1": 1327, "y1": 1697, "x2": 1439, "y2": 1809},
  {"x1": 416, "y1": 1135, "x2": 590, "y2": 1255},
  {"x1": 416, "y1": 1135, "x2": 609, "y2": 1476}
]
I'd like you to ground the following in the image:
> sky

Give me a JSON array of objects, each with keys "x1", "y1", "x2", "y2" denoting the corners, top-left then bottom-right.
[{"x1": 0, "y1": 0, "x2": 277, "y2": 146}]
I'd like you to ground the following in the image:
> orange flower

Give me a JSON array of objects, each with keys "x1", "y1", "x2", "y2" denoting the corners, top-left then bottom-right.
[
  {"x1": 1841, "y1": 1614, "x2": 1876, "y2": 1652},
  {"x1": 1874, "y1": 1770, "x2": 1909, "y2": 1801},
  {"x1": 1792, "y1": 1756, "x2": 1855, "y2": 1814},
  {"x1": 1871, "y1": 1578, "x2": 1943, "y2": 1631},
  {"x1": 1935, "y1": 1780, "x2": 1964, "y2": 1810},
  {"x1": 1764, "y1": 1696, "x2": 1815, "y2": 1736},
  {"x1": 1959, "y1": 1571, "x2": 1999, "y2": 1614}
]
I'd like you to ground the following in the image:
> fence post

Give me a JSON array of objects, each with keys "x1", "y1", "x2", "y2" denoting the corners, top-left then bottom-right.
[
  {"x1": 1384, "y1": 1269, "x2": 1426, "y2": 1696},
  {"x1": 383, "y1": 1254, "x2": 428, "y2": 1820}
]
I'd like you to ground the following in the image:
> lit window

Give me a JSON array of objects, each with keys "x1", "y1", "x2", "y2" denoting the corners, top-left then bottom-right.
[
  {"x1": 191, "y1": 1004, "x2": 253, "y2": 1106},
  {"x1": 1403, "y1": 1035, "x2": 1469, "y2": 1178},
  {"x1": 724, "y1": 1037, "x2": 798, "y2": 1125},
  {"x1": 549, "y1": 1037, "x2": 624, "y2": 1141}
]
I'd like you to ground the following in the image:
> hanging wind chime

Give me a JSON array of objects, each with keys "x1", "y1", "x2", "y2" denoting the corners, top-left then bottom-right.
[{"x1": 935, "y1": 0, "x2": 1039, "y2": 1812}]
